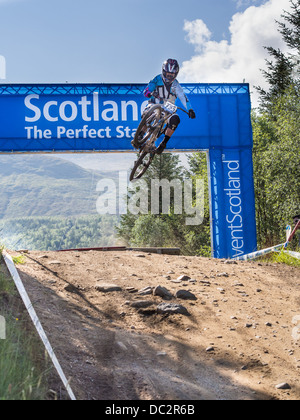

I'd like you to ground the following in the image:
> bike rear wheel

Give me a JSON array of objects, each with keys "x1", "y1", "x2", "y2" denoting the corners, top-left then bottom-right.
[
  {"x1": 130, "y1": 151, "x2": 154, "y2": 181},
  {"x1": 133, "y1": 105, "x2": 162, "y2": 147}
]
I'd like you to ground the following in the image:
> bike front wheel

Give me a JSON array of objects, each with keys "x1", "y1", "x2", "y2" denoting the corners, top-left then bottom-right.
[{"x1": 129, "y1": 151, "x2": 154, "y2": 181}]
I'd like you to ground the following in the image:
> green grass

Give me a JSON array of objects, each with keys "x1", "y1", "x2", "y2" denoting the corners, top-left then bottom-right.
[
  {"x1": 258, "y1": 248, "x2": 300, "y2": 267},
  {"x1": 271, "y1": 249, "x2": 300, "y2": 267},
  {"x1": 0, "y1": 271, "x2": 15, "y2": 296},
  {"x1": 0, "y1": 267, "x2": 52, "y2": 400},
  {"x1": 11, "y1": 255, "x2": 26, "y2": 265}
]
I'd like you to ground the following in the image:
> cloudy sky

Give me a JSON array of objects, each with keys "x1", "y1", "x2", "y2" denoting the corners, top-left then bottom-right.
[
  {"x1": 0, "y1": 0, "x2": 293, "y2": 170},
  {"x1": 0, "y1": 0, "x2": 292, "y2": 97},
  {"x1": 181, "y1": 0, "x2": 292, "y2": 104}
]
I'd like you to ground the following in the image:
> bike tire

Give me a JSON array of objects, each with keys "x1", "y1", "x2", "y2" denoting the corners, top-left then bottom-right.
[
  {"x1": 130, "y1": 151, "x2": 154, "y2": 181},
  {"x1": 133, "y1": 105, "x2": 162, "y2": 147}
]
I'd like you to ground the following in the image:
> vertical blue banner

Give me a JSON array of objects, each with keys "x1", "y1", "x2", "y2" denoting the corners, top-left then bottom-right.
[{"x1": 209, "y1": 148, "x2": 257, "y2": 259}]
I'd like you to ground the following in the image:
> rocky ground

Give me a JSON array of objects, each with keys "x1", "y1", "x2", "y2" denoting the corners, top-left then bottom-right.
[{"x1": 7, "y1": 249, "x2": 300, "y2": 400}]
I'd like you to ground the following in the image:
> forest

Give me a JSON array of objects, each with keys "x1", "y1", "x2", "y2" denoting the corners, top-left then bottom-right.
[
  {"x1": 252, "y1": 0, "x2": 300, "y2": 247},
  {"x1": 0, "y1": 215, "x2": 119, "y2": 251}
]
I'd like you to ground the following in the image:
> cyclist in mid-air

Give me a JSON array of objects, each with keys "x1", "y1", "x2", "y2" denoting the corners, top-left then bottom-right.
[{"x1": 132, "y1": 58, "x2": 196, "y2": 154}]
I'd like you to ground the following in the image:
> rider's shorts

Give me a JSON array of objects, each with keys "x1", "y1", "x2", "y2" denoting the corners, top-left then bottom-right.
[{"x1": 168, "y1": 114, "x2": 180, "y2": 131}]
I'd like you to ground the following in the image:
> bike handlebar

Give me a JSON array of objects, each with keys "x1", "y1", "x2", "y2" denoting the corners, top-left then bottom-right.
[{"x1": 176, "y1": 106, "x2": 190, "y2": 116}]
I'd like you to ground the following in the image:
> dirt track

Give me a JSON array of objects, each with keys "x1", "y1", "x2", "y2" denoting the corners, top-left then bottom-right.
[{"x1": 8, "y1": 249, "x2": 300, "y2": 400}]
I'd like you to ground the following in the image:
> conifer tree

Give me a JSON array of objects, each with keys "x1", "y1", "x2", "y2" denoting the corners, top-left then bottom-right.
[
  {"x1": 117, "y1": 153, "x2": 184, "y2": 247},
  {"x1": 256, "y1": 0, "x2": 300, "y2": 110},
  {"x1": 252, "y1": 0, "x2": 300, "y2": 247},
  {"x1": 278, "y1": 0, "x2": 300, "y2": 52}
]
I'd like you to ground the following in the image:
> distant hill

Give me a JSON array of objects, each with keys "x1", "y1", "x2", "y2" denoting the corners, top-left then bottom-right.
[
  {"x1": 0, "y1": 155, "x2": 120, "y2": 219},
  {"x1": 0, "y1": 155, "x2": 122, "y2": 250}
]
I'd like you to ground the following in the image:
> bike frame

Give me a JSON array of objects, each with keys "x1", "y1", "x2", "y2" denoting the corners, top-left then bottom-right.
[
  {"x1": 142, "y1": 102, "x2": 189, "y2": 153},
  {"x1": 129, "y1": 101, "x2": 189, "y2": 181}
]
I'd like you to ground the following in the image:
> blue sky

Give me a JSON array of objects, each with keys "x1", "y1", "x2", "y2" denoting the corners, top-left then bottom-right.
[
  {"x1": 0, "y1": 0, "x2": 273, "y2": 84},
  {"x1": 0, "y1": 0, "x2": 292, "y2": 171}
]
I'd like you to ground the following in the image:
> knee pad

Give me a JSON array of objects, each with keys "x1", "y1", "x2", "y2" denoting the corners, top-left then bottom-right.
[{"x1": 168, "y1": 114, "x2": 180, "y2": 131}]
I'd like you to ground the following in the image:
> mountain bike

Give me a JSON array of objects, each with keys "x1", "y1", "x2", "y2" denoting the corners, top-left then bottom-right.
[{"x1": 129, "y1": 101, "x2": 189, "y2": 181}]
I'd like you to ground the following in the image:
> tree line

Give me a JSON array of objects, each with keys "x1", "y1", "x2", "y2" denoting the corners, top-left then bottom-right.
[
  {"x1": 253, "y1": 0, "x2": 300, "y2": 247},
  {"x1": 0, "y1": 215, "x2": 119, "y2": 251}
]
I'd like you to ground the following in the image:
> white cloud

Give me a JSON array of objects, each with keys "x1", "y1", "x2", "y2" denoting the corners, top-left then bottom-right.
[
  {"x1": 183, "y1": 20, "x2": 212, "y2": 51},
  {"x1": 233, "y1": 0, "x2": 266, "y2": 9},
  {"x1": 181, "y1": 0, "x2": 292, "y2": 107}
]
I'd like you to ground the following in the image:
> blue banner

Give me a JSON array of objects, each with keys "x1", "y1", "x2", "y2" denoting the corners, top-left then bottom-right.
[
  {"x1": 0, "y1": 83, "x2": 257, "y2": 259},
  {"x1": 0, "y1": 93, "x2": 148, "y2": 152},
  {"x1": 209, "y1": 148, "x2": 257, "y2": 258},
  {"x1": 0, "y1": 84, "x2": 252, "y2": 152}
]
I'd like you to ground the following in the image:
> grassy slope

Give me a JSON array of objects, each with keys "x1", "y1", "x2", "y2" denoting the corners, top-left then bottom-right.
[{"x1": 0, "y1": 259, "x2": 52, "y2": 400}]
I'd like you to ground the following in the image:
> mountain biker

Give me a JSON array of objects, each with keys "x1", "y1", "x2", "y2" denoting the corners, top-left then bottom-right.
[{"x1": 132, "y1": 59, "x2": 196, "y2": 154}]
